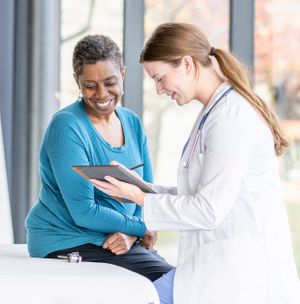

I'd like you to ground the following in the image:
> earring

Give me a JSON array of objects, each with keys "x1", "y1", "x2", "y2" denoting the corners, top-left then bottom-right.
[{"x1": 77, "y1": 91, "x2": 83, "y2": 102}]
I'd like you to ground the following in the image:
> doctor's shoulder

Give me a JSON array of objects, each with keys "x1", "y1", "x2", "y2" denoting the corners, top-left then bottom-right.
[
  {"x1": 228, "y1": 91, "x2": 274, "y2": 136},
  {"x1": 207, "y1": 91, "x2": 261, "y2": 128},
  {"x1": 203, "y1": 92, "x2": 270, "y2": 151},
  {"x1": 219, "y1": 90, "x2": 268, "y2": 128}
]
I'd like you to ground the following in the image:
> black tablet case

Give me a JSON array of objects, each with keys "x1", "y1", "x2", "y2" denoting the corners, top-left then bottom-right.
[{"x1": 72, "y1": 165, "x2": 156, "y2": 194}]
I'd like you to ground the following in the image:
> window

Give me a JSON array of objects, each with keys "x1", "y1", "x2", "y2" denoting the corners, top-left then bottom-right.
[
  {"x1": 60, "y1": 0, "x2": 123, "y2": 108},
  {"x1": 144, "y1": 0, "x2": 230, "y2": 264},
  {"x1": 255, "y1": 0, "x2": 300, "y2": 276}
]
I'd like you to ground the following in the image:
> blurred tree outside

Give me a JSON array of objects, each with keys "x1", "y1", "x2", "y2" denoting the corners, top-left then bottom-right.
[{"x1": 255, "y1": 0, "x2": 300, "y2": 275}]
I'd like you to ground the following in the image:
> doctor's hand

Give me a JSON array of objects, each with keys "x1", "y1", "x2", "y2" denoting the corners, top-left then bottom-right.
[
  {"x1": 103, "y1": 232, "x2": 137, "y2": 255},
  {"x1": 90, "y1": 176, "x2": 146, "y2": 206},
  {"x1": 110, "y1": 161, "x2": 152, "y2": 187},
  {"x1": 141, "y1": 230, "x2": 158, "y2": 249}
]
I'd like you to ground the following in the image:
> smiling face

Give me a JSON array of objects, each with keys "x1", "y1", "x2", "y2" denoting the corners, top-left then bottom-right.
[
  {"x1": 75, "y1": 60, "x2": 125, "y2": 119},
  {"x1": 143, "y1": 57, "x2": 196, "y2": 106}
]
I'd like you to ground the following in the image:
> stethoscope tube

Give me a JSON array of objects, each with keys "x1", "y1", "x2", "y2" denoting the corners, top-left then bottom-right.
[{"x1": 182, "y1": 87, "x2": 233, "y2": 169}]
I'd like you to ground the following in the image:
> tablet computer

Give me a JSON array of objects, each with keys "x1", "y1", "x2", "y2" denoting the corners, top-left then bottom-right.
[{"x1": 72, "y1": 164, "x2": 156, "y2": 194}]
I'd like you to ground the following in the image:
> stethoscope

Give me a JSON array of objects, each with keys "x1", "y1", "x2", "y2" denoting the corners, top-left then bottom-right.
[{"x1": 182, "y1": 87, "x2": 233, "y2": 169}]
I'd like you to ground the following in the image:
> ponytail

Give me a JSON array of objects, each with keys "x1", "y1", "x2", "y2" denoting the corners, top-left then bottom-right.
[{"x1": 213, "y1": 48, "x2": 289, "y2": 155}]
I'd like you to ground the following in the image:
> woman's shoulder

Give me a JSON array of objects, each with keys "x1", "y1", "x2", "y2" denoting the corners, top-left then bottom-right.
[
  {"x1": 43, "y1": 101, "x2": 89, "y2": 140},
  {"x1": 116, "y1": 106, "x2": 145, "y2": 140},
  {"x1": 51, "y1": 101, "x2": 85, "y2": 126},
  {"x1": 116, "y1": 106, "x2": 140, "y2": 118},
  {"x1": 116, "y1": 106, "x2": 142, "y2": 125},
  {"x1": 44, "y1": 101, "x2": 89, "y2": 145}
]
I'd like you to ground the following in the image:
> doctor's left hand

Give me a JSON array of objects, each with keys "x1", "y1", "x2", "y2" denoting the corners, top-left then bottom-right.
[
  {"x1": 90, "y1": 176, "x2": 146, "y2": 206},
  {"x1": 141, "y1": 230, "x2": 158, "y2": 249}
]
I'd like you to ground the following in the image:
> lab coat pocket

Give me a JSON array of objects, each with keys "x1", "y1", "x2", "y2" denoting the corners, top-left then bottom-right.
[{"x1": 196, "y1": 237, "x2": 268, "y2": 304}]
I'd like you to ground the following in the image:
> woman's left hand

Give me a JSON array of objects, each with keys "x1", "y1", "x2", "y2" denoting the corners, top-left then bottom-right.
[
  {"x1": 103, "y1": 232, "x2": 137, "y2": 255},
  {"x1": 90, "y1": 176, "x2": 146, "y2": 206}
]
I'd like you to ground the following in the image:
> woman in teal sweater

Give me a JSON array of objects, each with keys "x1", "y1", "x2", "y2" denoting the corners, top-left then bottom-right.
[{"x1": 25, "y1": 34, "x2": 172, "y2": 281}]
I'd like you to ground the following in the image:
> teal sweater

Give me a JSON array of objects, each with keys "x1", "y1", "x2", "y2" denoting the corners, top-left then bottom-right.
[{"x1": 25, "y1": 100, "x2": 152, "y2": 257}]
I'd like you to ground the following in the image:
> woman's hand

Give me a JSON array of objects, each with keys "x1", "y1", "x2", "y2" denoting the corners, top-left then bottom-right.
[
  {"x1": 102, "y1": 232, "x2": 137, "y2": 255},
  {"x1": 90, "y1": 175, "x2": 146, "y2": 206},
  {"x1": 141, "y1": 230, "x2": 158, "y2": 249}
]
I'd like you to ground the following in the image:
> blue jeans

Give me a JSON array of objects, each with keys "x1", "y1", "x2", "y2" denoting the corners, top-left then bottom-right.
[{"x1": 153, "y1": 267, "x2": 176, "y2": 304}]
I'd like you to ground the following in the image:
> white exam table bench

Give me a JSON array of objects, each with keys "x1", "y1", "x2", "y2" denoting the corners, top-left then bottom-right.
[{"x1": 0, "y1": 244, "x2": 159, "y2": 304}]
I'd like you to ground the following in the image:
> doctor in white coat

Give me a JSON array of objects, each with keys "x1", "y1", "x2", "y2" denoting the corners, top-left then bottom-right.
[{"x1": 91, "y1": 22, "x2": 300, "y2": 304}]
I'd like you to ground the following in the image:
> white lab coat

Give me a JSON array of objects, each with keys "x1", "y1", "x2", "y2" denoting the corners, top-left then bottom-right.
[{"x1": 144, "y1": 83, "x2": 300, "y2": 304}]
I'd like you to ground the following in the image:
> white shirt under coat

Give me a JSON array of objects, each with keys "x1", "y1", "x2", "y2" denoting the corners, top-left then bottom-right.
[{"x1": 144, "y1": 83, "x2": 300, "y2": 304}]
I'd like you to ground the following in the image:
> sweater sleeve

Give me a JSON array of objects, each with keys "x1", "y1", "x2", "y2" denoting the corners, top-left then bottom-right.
[
  {"x1": 46, "y1": 114, "x2": 146, "y2": 236},
  {"x1": 133, "y1": 119, "x2": 153, "y2": 218}
]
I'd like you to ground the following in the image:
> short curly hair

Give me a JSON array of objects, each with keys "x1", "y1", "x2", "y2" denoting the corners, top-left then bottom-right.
[{"x1": 72, "y1": 34, "x2": 123, "y2": 76}]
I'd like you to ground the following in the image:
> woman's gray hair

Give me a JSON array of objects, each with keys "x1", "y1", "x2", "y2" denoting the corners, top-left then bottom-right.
[{"x1": 72, "y1": 34, "x2": 123, "y2": 76}]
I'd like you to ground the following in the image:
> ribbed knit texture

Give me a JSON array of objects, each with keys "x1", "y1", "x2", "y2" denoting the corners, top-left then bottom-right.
[{"x1": 26, "y1": 100, "x2": 152, "y2": 257}]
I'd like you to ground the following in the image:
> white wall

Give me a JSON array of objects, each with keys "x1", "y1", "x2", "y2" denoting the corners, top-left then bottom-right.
[{"x1": 0, "y1": 117, "x2": 13, "y2": 243}]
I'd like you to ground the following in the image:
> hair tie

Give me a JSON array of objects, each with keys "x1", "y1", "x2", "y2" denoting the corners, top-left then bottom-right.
[{"x1": 209, "y1": 47, "x2": 216, "y2": 56}]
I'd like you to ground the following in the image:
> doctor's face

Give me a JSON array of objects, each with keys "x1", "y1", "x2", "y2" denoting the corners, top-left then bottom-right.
[{"x1": 143, "y1": 58, "x2": 195, "y2": 106}]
